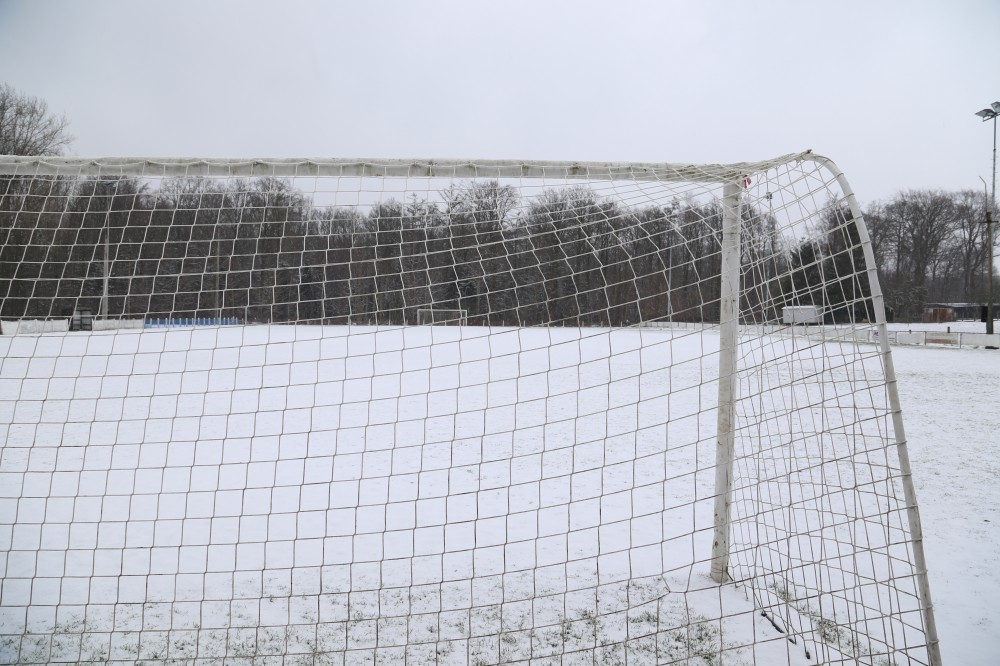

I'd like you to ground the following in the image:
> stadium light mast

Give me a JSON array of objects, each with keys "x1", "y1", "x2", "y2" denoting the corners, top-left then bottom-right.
[
  {"x1": 99, "y1": 177, "x2": 123, "y2": 321},
  {"x1": 974, "y1": 101, "x2": 999, "y2": 336}
]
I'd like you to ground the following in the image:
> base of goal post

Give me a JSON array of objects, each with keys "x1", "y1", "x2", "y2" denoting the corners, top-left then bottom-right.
[{"x1": 416, "y1": 308, "x2": 468, "y2": 325}]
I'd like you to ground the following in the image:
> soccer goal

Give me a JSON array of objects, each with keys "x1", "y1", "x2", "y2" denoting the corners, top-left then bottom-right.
[
  {"x1": 416, "y1": 308, "x2": 468, "y2": 326},
  {"x1": 0, "y1": 154, "x2": 939, "y2": 664}
]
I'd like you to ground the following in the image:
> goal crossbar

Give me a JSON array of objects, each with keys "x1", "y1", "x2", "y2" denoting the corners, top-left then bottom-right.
[{"x1": 0, "y1": 151, "x2": 813, "y2": 183}]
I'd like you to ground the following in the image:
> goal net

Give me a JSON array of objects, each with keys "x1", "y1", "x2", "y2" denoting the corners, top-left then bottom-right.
[{"x1": 0, "y1": 154, "x2": 939, "y2": 664}]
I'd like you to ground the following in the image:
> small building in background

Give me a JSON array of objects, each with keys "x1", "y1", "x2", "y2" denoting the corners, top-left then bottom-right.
[{"x1": 921, "y1": 303, "x2": 983, "y2": 322}]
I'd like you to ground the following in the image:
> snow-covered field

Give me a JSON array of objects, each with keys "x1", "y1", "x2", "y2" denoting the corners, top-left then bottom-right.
[
  {"x1": 0, "y1": 323, "x2": 992, "y2": 664},
  {"x1": 888, "y1": 344, "x2": 1000, "y2": 666}
]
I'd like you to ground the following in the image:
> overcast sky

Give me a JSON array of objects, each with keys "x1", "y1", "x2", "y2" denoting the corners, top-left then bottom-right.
[{"x1": 0, "y1": 0, "x2": 997, "y2": 204}]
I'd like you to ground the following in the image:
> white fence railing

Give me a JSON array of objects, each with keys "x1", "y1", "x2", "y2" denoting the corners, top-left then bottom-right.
[
  {"x1": 638, "y1": 321, "x2": 1000, "y2": 349},
  {"x1": 877, "y1": 329, "x2": 999, "y2": 349}
]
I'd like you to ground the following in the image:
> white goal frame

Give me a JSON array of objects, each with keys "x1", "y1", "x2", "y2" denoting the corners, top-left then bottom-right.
[{"x1": 0, "y1": 152, "x2": 941, "y2": 665}]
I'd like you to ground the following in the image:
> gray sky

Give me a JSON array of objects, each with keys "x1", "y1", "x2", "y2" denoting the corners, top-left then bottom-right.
[{"x1": 0, "y1": 0, "x2": 997, "y2": 204}]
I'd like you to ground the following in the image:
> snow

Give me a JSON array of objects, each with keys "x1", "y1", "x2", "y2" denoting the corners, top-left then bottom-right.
[
  {"x1": 888, "y1": 344, "x2": 1000, "y2": 666},
  {"x1": 0, "y1": 323, "x2": 994, "y2": 664}
]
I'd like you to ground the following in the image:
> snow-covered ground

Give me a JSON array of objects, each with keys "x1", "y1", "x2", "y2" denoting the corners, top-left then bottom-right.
[
  {"x1": 888, "y1": 344, "x2": 1000, "y2": 666},
  {"x1": 0, "y1": 324, "x2": 993, "y2": 664}
]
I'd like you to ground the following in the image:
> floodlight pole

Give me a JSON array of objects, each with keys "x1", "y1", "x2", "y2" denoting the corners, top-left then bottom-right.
[
  {"x1": 990, "y1": 114, "x2": 996, "y2": 336},
  {"x1": 975, "y1": 102, "x2": 999, "y2": 336},
  {"x1": 101, "y1": 216, "x2": 109, "y2": 319},
  {"x1": 100, "y1": 179, "x2": 117, "y2": 319},
  {"x1": 981, "y1": 176, "x2": 994, "y2": 340},
  {"x1": 667, "y1": 221, "x2": 679, "y2": 324}
]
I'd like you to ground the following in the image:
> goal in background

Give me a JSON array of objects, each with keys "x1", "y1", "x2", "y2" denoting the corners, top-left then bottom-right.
[
  {"x1": 0, "y1": 154, "x2": 939, "y2": 664},
  {"x1": 416, "y1": 308, "x2": 468, "y2": 326}
]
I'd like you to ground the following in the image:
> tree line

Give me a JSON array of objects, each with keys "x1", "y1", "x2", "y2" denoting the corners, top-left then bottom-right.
[
  {"x1": 0, "y1": 82, "x2": 995, "y2": 325},
  {"x1": 2, "y1": 173, "x2": 993, "y2": 327},
  {"x1": 772, "y1": 189, "x2": 996, "y2": 323},
  {"x1": 865, "y1": 190, "x2": 995, "y2": 321},
  {"x1": 0, "y1": 175, "x2": 736, "y2": 326}
]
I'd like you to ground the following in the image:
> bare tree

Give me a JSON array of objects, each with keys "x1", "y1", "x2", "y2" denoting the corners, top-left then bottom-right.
[
  {"x1": 0, "y1": 83, "x2": 73, "y2": 155},
  {"x1": 442, "y1": 180, "x2": 519, "y2": 228},
  {"x1": 947, "y1": 190, "x2": 989, "y2": 302}
]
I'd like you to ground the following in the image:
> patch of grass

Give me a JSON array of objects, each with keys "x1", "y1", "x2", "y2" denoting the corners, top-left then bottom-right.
[{"x1": 0, "y1": 577, "x2": 762, "y2": 665}]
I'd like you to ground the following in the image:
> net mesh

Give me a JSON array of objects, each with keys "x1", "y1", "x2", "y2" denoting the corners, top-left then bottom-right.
[{"x1": 0, "y1": 155, "x2": 937, "y2": 664}]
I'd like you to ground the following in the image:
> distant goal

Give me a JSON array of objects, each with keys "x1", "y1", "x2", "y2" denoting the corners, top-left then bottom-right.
[
  {"x1": 416, "y1": 308, "x2": 467, "y2": 326},
  {"x1": 0, "y1": 154, "x2": 940, "y2": 665}
]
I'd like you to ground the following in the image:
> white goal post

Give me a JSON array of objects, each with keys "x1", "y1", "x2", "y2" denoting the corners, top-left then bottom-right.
[{"x1": 0, "y1": 153, "x2": 940, "y2": 665}]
